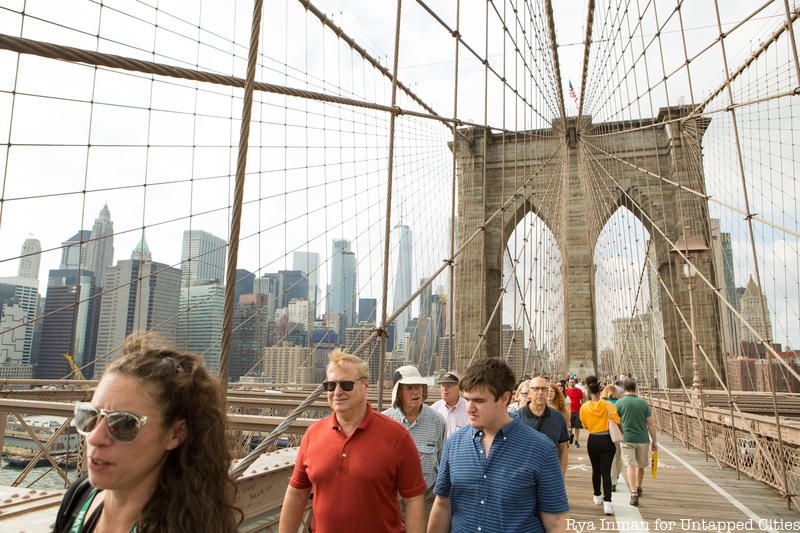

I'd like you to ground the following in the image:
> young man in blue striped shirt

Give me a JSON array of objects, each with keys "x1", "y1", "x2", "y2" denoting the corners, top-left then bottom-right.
[{"x1": 427, "y1": 358, "x2": 569, "y2": 533}]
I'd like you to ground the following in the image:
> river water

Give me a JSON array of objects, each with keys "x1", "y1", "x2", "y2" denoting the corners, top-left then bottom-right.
[{"x1": 0, "y1": 460, "x2": 76, "y2": 490}]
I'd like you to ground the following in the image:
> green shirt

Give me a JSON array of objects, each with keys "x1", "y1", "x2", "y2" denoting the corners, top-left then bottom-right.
[{"x1": 615, "y1": 394, "x2": 652, "y2": 443}]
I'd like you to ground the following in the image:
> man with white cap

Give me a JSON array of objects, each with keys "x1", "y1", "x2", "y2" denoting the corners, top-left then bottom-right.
[
  {"x1": 383, "y1": 365, "x2": 446, "y2": 512},
  {"x1": 431, "y1": 371, "x2": 469, "y2": 439}
]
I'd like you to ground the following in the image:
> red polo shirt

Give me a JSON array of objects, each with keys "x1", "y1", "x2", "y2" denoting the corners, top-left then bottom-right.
[
  {"x1": 289, "y1": 404, "x2": 426, "y2": 532},
  {"x1": 565, "y1": 387, "x2": 584, "y2": 413}
]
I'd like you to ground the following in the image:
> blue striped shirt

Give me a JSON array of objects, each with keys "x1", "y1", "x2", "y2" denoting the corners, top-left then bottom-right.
[{"x1": 434, "y1": 417, "x2": 569, "y2": 533}]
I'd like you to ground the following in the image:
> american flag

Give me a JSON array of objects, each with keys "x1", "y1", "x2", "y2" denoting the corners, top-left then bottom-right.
[{"x1": 568, "y1": 81, "x2": 578, "y2": 101}]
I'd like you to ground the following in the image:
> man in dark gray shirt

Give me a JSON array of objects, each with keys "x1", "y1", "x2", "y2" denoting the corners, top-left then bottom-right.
[{"x1": 516, "y1": 376, "x2": 569, "y2": 474}]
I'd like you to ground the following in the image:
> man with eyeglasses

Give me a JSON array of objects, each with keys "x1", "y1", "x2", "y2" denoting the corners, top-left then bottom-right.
[
  {"x1": 279, "y1": 350, "x2": 426, "y2": 533},
  {"x1": 515, "y1": 376, "x2": 570, "y2": 475},
  {"x1": 383, "y1": 365, "x2": 446, "y2": 515}
]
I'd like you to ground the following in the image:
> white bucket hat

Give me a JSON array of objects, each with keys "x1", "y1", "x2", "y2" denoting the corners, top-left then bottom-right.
[{"x1": 391, "y1": 365, "x2": 428, "y2": 407}]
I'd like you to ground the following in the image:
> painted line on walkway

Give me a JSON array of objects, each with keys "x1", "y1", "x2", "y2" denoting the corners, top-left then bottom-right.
[
  {"x1": 612, "y1": 473, "x2": 648, "y2": 533},
  {"x1": 660, "y1": 443, "x2": 779, "y2": 533}
]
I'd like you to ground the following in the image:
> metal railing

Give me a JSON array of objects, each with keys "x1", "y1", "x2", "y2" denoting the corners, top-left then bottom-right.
[{"x1": 650, "y1": 395, "x2": 800, "y2": 511}]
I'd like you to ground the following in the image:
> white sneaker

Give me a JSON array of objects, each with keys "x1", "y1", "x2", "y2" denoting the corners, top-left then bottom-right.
[
  {"x1": 593, "y1": 495, "x2": 603, "y2": 505},
  {"x1": 604, "y1": 501, "x2": 614, "y2": 515}
]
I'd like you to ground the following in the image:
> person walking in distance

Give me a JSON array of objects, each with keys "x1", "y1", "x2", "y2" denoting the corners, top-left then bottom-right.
[
  {"x1": 614, "y1": 379, "x2": 658, "y2": 506},
  {"x1": 564, "y1": 377, "x2": 584, "y2": 447},
  {"x1": 579, "y1": 376, "x2": 620, "y2": 516},
  {"x1": 516, "y1": 376, "x2": 570, "y2": 475},
  {"x1": 600, "y1": 384, "x2": 623, "y2": 492},
  {"x1": 548, "y1": 382, "x2": 570, "y2": 422},
  {"x1": 427, "y1": 358, "x2": 568, "y2": 533},
  {"x1": 508, "y1": 380, "x2": 530, "y2": 413},
  {"x1": 279, "y1": 350, "x2": 426, "y2": 533},
  {"x1": 430, "y1": 371, "x2": 469, "y2": 439}
]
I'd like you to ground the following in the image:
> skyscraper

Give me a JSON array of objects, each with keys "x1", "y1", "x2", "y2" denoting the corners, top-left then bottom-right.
[
  {"x1": 277, "y1": 270, "x2": 308, "y2": 309},
  {"x1": 345, "y1": 322, "x2": 381, "y2": 382},
  {"x1": 293, "y1": 251, "x2": 320, "y2": 317},
  {"x1": 739, "y1": 277, "x2": 773, "y2": 345},
  {"x1": 709, "y1": 220, "x2": 740, "y2": 356},
  {"x1": 84, "y1": 204, "x2": 114, "y2": 286},
  {"x1": 612, "y1": 314, "x2": 657, "y2": 387},
  {"x1": 287, "y1": 299, "x2": 311, "y2": 329},
  {"x1": 262, "y1": 344, "x2": 312, "y2": 384},
  {"x1": 392, "y1": 225, "x2": 412, "y2": 349},
  {"x1": 180, "y1": 230, "x2": 226, "y2": 286},
  {"x1": 234, "y1": 269, "x2": 255, "y2": 303},
  {"x1": 310, "y1": 328, "x2": 337, "y2": 383},
  {"x1": 645, "y1": 239, "x2": 666, "y2": 387},
  {"x1": 177, "y1": 283, "x2": 225, "y2": 373},
  {"x1": 230, "y1": 293, "x2": 270, "y2": 382},
  {"x1": 419, "y1": 277, "x2": 432, "y2": 318},
  {"x1": 18, "y1": 237, "x2": 41, "y2": 281},
  {"x1": 94, "y1": 238, "x2": 181, "y2": 375},
  {"x1": 36, "y1": 269, "x2": 100, "y2": 379},
  {"x1": 0, "y1": 277, "x2": 40, "y2": 366},
  {"x1": 254, "y1": 272, "x2": 280, "y2": 319},
  {"x1": 130, "y1": 235, "x2": 152, "y2": 262},
  {"x1": 329, "y1": 240, "x2": 357, "y2": 336},
  {"x1": 358, "y1": 297, "x2": 377, "y2": 324},
  {"x1": 0, "y1": 303, "x2": 28, "y2": 376},
  {"x1": 60, "y1": 230, "x2": 91, "y2": 270},
  {"x1": 502, "y1": 325, "x2": 526, "y2": 380}
]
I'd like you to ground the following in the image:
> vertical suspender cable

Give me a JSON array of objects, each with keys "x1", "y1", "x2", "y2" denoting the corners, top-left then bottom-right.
[
  {"x1": 448, "y1": 0, "x2": 461, "y2": 373},
  {"x1": 479, "y1": 0, "x2": 489, "y2": 359},
  {"x1": 219, "y1": 0, "x2": 265, "y2": 386},
  {"x1": 377, "y1": 0, "x2": 404, "y2": 411}
]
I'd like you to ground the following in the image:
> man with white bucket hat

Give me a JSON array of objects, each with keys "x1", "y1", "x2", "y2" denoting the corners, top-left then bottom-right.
[{"x1": 383, "y1": 364, "x2": 446, "y2": 515}]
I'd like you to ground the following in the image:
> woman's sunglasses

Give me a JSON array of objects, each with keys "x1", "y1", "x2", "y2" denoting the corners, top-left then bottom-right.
[{"x1": 73, "y1": 402, "x2": 150, "y2": 444}]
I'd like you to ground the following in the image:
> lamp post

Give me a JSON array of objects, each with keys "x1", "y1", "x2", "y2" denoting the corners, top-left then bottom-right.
[
  {"x1": 670, "y1": 234, "x2": 708, "y2": 404},
  {"x1": 682, "y1": 262, "x2": 703, "y2": 407}
]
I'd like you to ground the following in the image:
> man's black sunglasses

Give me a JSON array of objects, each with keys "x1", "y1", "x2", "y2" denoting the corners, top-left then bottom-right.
[{"x1": 321, "y1": 378, "x2": 366, "y2": 392}]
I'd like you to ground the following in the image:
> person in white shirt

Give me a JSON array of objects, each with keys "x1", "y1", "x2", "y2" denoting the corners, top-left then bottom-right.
[{"x1": 430, "y1": 371, "x2": 469, "y2": 439}]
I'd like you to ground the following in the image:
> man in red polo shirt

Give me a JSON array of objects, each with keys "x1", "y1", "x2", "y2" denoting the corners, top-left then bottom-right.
[{"x1": 279, "y1": 349, "x2": 426, "y2": 533}]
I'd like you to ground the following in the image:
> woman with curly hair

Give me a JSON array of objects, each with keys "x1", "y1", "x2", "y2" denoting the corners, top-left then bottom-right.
[
  {"x1": 547, "y1": 381, "x2": 570, "y2": 423},
  {"x1": 54, "y1": 334, "x2": 240, "y2": 532}
]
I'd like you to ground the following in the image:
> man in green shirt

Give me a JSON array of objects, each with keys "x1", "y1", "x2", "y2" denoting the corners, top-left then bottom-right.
[{"x1": 614, "y1": 380, "x2": 657, "y2": 506}]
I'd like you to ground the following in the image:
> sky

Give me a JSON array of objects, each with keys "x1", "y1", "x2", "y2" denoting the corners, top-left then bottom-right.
[{"x1": 0, "y1": 0, "x2": 797, "y2": 352}]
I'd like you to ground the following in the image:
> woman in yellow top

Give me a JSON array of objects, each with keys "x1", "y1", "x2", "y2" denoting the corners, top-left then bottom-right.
[
  {"x1": 579, "y1": 376, "x2": 620, "y2": 516},
  {"x1": 600, "y1": 384, "x2": 623, "y2": 493}
]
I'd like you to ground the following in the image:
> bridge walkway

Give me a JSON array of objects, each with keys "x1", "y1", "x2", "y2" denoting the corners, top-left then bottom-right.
[{"x1": 566, "y1": 432, "x2": 800, "y2": 533}]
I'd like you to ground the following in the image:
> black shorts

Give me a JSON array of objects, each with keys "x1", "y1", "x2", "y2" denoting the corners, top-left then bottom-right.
[{"x1": 570, "y1": 412, "x2": 582, "y2": 429}]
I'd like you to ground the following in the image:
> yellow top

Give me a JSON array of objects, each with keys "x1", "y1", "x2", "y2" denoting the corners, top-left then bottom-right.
[{"x1": 579, "y1": 399, "x2": 620, "y2": 433}]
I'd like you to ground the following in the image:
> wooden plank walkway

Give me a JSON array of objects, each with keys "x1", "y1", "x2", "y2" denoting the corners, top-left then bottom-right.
[{"x1": 565, "y1": 432, "x2": 800, "y2": 533}]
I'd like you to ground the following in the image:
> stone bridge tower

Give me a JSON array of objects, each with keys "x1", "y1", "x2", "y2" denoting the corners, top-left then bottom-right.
[{"x1": 452, "y1": 106, "x2": 723, "y2": 388}]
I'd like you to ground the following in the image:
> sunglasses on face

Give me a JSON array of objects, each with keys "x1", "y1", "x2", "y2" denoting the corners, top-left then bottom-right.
[
  {"x1": 73, "y1": 402, "x2": 150, "y2": 444},
  {"x1": 321, "y1": 378, "x2": 365, "y2": 392}
]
